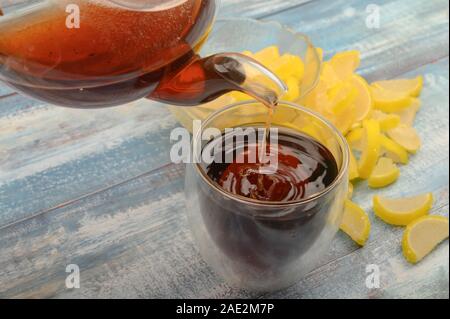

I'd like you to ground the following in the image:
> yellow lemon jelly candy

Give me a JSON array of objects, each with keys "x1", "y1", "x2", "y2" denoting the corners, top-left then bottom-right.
[
  {"x1": 379, "y1": 134, "x2": 409, "y2": 164},
  {"x1": 402, "y1": 215, "x2": 449, "y2": 264},
  {"x1": 340, "y1": 200, "x2": 371, "y2": 246},
  {"x1": 330, "y1": 50, "x2": 361, "y2": 80},
  {"x1": 351, "y1": 74, "x2": 373, "y2": 122},
  {"x1": 349, "y1": 150, "x2": 360, "y2": 181},
  {"x1": 387, "y1": 124, "x2": 421, "y2": 154},
  {"x1": 395, "y1": 98, "x2": 421, "y2": 126},
  {"x1": 371, "y1": 110, "x2": 401, "y2": 131},
  {"x1": 373, "y1": 193, "x2": 434, "y2": 226},
  {"x1": 372, "y1": 76, "x2": 424, "y2": 97},
  {"x1": 358, "y1": 119, "x2": 381, "y2": 179},
  {"x1": 371, "y1": 86, "x2": 413, "y2": 112},
  {"x1": 368, "y1": 157, "x2": 400, "y2": 188}
]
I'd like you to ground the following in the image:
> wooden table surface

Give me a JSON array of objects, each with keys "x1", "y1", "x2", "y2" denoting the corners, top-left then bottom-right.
[{"x1": 0, "y1": 0, "x2": 448, "y2": 299}]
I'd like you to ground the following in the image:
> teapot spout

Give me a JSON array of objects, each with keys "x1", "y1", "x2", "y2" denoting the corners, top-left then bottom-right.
[{"x1": 150, "y1": 53, "x2": 287, "y2": 107}]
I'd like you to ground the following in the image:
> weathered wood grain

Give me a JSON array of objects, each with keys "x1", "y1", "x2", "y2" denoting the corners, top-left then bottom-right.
[
  {"x1": 1, "y1": 55, "x2": 448, "y2": 298},
  {"x1": 0, "y1": 163, "x2": 446, "y2": 298},
  {"x1": 0, "y1": 0, "x2": 449, "y2": 298},
  {"x1": 220, "y1": 0, "x2": 312, "y2": 19},
  {"x1": 1, "y1": 0, "x2": 448, "y2": 229},
  {"x1": 0, "y1": 99, "x2": 177, "y2": 226},
  {"x1": 0, "y1": 161, "x2": 446, "y2": 298},
  {"x1": 0, "y1": 92, "x2": 42, "y2": 117},
  {"x1": 0, "y1": 86, "x2": 15, "y2": 98},
  {"x1": 0, "y1": 162, "x2": 254, "y2": 299},
  {"x1": 264, "y1": 0, "x2": 449, "y2": 81}
]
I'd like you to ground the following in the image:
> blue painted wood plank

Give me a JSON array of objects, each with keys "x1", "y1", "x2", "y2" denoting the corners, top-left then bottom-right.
[
  {"x1": 220, "y1": 0, "x2": 312, "y2": 19},
  {"x1": 0, "y1": 169, "x2": 446, "y2": 298},
  {"x1": 0, "y1": 85, "x2": 15, "y2": 97},
  {"x1": 0, "y1": 163, "x2": 255, "y2": 298},
  {"x1": 0, "y1": 57, "x2": 448, "y2": 298},
  {"x1": 1, "y1": 0, "x2": 448, "y2": 230},
  {"x1": 264, "y1": 0, "x2": 449, "y2": 81},
  {"x1": 0, "y1": 0, "x2": 448, "y2": 298},
  {"x1": 0, "y1": 100, "x2": 176, "y2": 226},
  {"x1": 0, "y1": 92, "x2": 43, "y2": 118}
]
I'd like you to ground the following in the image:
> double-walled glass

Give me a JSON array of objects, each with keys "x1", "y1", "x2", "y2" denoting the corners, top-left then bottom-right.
[{"x1": 185, "y1": 101, "x2": 349, "y2": 292}]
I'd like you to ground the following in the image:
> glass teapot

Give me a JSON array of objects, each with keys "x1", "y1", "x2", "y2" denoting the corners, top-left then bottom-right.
[{"x1": 0, "y1": 0, "x2": 287, "y2": 108}]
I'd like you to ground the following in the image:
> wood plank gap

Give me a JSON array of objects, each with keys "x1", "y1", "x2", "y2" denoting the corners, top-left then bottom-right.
[
  {"x1": 0, "y1": 92, "x2": 17, "y2": 100},
  {"x1": 385, "y1": 54, "x2": 449, "y2": 80},
  {"x1": 0, "y1": 162, "x2": 179, "y2": 232},
  {"x1": 256, "y1": 0, "x2": 315, "y2": 19}
]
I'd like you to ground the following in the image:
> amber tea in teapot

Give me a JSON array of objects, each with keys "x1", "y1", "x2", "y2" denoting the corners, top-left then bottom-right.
[{"x1": 0, "y1": 0, "x2": 286, "y2": 108}]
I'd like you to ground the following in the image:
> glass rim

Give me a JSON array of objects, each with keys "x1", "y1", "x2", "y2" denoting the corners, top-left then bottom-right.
[
  {"x1": 192, "y1": 100, "x2": 350, "y2": 209},
  {"x1": 212, "y1": 17, "x2": 322, "y2": 100}
]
